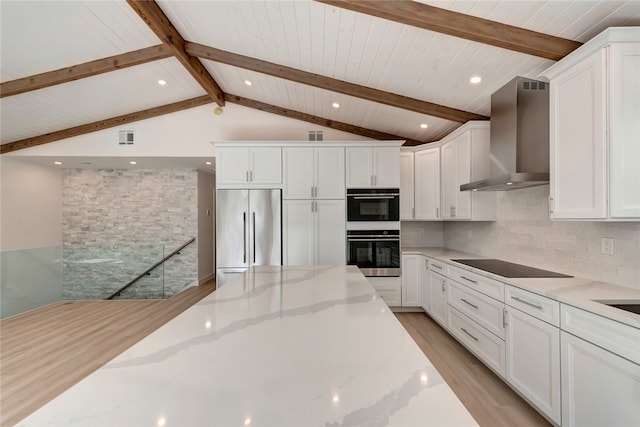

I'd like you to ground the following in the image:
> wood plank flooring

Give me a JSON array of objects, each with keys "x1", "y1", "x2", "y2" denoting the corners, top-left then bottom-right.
[
  {"x1": 395, "y1": 312, "x2": 551, "y2": 427},
  {"x1": 0, "y1": 280, "x2": 215, "y2": 427},
  {"x1": 1, "y1": 284, "x2": 549, "y2": 427}
]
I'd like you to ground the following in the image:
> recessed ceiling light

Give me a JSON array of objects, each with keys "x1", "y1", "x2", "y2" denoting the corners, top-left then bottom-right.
[
  {"x1": 54, "y1": 161, "x2": 62, "y2": 165},
  {"x1": 420, "y1": 123, "x2": 428, "y2": 129},
  {"x1": 332, "y1": 102, "x2": 340, "y2": 108},
  {"x1": 470, "y1": 76, "x2": 482, "y2": 84},
  {"x1": 158, "y1": 79, "x2": 167, "y2": 86},
  {"x1": 206, "y1": 161, "x2": 212, "y2": 165},
  {"x1": 129, "y1": 161, "x2": 137, "y2": 165},
  {"x1": 244, "y1": 80, "x2": 252, "y2": 86}
]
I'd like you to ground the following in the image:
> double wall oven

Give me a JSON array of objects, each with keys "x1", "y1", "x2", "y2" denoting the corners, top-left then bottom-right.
[{"x1": 346, "y1": 188, "x2": 401, "y2": 277}]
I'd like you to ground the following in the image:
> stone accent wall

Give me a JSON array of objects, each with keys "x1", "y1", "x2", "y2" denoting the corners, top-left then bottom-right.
[
  {"x1": 444, "y1": 185, "x2": 640, "y2": 290},
  {"x1": 62, "y1": 169, "x2": 198, "y2": 298}
]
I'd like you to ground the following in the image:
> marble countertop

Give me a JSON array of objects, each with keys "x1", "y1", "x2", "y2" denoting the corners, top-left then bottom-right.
[
  {"x1": 402, "y1": 247, "x2": 640, "y2": 329},
  {"x1": 19, "y1": 266, "x2": 477, "y2": 427}
]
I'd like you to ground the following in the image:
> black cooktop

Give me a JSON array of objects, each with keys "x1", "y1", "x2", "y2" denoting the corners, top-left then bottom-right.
[{"x1": 451, "y1": 259, "x2": 573, "y2": 278}]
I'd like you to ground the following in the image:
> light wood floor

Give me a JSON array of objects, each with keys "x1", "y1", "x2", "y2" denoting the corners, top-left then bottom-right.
[
  {"x1": 1, "y1": 286, "x2": 549, "y2": 427},
  {"x1": 0, "y1": 280, "x2": 215, "y2": 427},
  {"x1": 395, "y1": 312, "x2": 551, "y2": 427}
]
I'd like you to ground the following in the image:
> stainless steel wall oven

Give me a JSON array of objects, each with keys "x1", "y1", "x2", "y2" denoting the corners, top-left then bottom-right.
[{"x1": 346, "y1": 230, "x2": 400, "y2": 277}]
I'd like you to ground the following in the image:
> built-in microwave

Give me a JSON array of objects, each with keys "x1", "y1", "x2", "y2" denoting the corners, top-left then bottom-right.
[{"x1": 346, "y1": 188, "x2": 400, "y2": 222}]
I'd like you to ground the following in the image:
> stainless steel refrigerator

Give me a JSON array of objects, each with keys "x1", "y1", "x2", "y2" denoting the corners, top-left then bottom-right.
[{"x1": 216, "y1": 189, "x2": 281, "y2": 287}]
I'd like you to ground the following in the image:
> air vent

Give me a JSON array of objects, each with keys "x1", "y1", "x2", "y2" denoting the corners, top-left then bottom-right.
[
  {"x1": 522, "y1": 81, "x2": 545, "y2": 91},
  {"x1": 308, "y1": 130, "x2": 323, "y2": 141},
  {"x1": 119, "y1": 130, "x2": 135, "y2": 145}
]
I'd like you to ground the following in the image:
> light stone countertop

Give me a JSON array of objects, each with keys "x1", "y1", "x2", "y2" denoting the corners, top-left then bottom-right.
[
  {"x1": 18, "y1": 265, "x2": 478, "y2": 427},
  {"x1": 402, "y1": 247, "x2": 640, "y2": 329}
]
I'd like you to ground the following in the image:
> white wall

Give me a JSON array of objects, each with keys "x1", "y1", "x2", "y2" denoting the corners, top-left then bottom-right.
[
  {"x1": 8, "y1": 103, "x2": 373, "y2": 158},
  {"x1": 444, "y1": 186, "x2": 640, "y2": 290},
  {"x1": 0, "y1": 157, "x2": 62, "y2": 250},
  {"x1": 198, "y1": 170, "x2": 215, "y2": 283}
]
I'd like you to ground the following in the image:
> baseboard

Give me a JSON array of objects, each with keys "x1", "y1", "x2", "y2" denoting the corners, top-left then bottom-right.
[
  {"x1": 199, "y1": 272, "x2": 215, "y2": 285},
  {"x1": 391, "y1": 307, "x2": 426, "y2": 313}
]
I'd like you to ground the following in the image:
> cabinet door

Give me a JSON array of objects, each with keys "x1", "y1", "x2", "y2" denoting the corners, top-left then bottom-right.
[
  {"x1": 250, "y1": 147, "x2": 282, "y2": 184},
  {"x1": 415, "y1": 148, "x2": 440, "y2": 219},
  {"x1": 346, "y1": 147, "x2": 373, "y2": 188},
  {"x1": 421, "y1": 258, "x2": 430, "y2": 312},
  {"x1": 282, "y1": 200, "x2": 314, "y2": 265},
  {"x1": 454, "y1": 132, "x2": 471, "y2": 219},
  {"x1": 440, "y1": 141, "x2": 457, "y2": 219},
  {"x1": 401, "y1": 254, "x2": 422, "y2": 307},
  {"x1": 399, "y1": 152, "x2": 415, "y2": 219},
  {"x1": 561, "y1": 331, "x2": 640, "y2": 427},
  {"x1": 506, "y1": 308, "x2": 561, "y2": 425},
  {"x1": 315, "y1": 200, "x2": 346, "y2": 265},
  {"x1": 216, "y1": 147, "x2": 250, "y2": 185},
  {"x1": 549, "y1": 49, "x2": 607, "y2": 219},
  {"x1": 429, "y1": 270, "x2": 448, "y2": 327},
  {"x1": 283, "y1": 148, "x2": 314, "y2": 199},
  {"x1": 315, "y1": 147, "x2": 345, "y2": 199},
  {"x1": 374, "y1": 147, "x2": 400, "y2": 188},
  {"x1": 609, "y1": 43, "x2": 640, "y2": 218}
]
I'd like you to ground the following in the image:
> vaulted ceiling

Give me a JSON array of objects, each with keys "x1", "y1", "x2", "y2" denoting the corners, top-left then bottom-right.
[{"x1": 1, "y1": 0, "x2": 639, "y2": 154}]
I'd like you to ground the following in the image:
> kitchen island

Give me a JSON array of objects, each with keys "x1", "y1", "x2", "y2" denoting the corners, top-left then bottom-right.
[{"x1": 18, "y1": 266, "x2": 477, "y2": 426}]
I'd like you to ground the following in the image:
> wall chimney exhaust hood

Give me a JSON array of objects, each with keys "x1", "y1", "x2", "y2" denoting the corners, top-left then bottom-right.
[{"x1": 461, "y1": 76, "x2": 550, "y2": 191}]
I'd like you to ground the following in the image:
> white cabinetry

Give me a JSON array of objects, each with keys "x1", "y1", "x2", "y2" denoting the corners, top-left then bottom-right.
[
  {"x1": 560, "y1": 303, "x2": 640, "y2": 426},
  {"x1": 283, "y1": 147, "x2": 344, "y2": 200},
  {"x1": 283, "y1": 199, "x2": 345, "y2": 266},
  {"x1": 216, "y1": 146, "x2": 282, "y2": 187},
  {"x1": 540, "y1": 28, "x2": 640, "y2": 220},
  {"x1": 399, "y1": 151, "x2": 415, "y2": 219},
  {"x1": 421, "y1": 257, "x2": 431, "y2": 312},
  {"x1": 401, "y1": 254, "x2": 422, "y2": 307},
  {"x1": 440, "y1": 122, "x2": 496, "y2": 221},
  {"x1": 504, "y1": 286, "x2": 561, "y2": 425},
  {"x1": 429, "y1": 269, "x2": 448, "y2": 328},
  {"x1": 346, "y1": 146, "x2": 400, "y2": 188},
  {"x1": 415, "y1": 147, "x2": 441, "y2": 220}
]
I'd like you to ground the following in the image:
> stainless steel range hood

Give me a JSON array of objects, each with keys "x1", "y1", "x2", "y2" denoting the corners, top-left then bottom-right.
[{"x1": 461, "y1": 76, "x2": 550, "y2": 191}]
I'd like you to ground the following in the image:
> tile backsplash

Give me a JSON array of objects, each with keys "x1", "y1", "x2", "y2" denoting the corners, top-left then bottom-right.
[
  {"x1": 444, "y1": 186, "x2": 640, "y2": 290},
  {"x1": 401, "y1": 221, "x2": 444, "y2": 247}
]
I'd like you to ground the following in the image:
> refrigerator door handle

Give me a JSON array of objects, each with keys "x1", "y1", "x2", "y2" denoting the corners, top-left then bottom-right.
[
  {"x1": 252, "y1": 212, "x2": 256, "y2": 263},
  {"x1": 243, "y1": 212, "x2": 247, "y2": 263}
]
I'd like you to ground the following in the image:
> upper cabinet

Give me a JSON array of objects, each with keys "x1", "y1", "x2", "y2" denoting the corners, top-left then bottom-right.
[
  {"x1": 399, "y1": 151, "x2": 415, "y2": 220},
  {"x1": 346, "y1": 146, "x2": 401, "y2": 188},
  {"x1": 283, "y1": 147, "x2": 345, "y2": 200},
  {"x1": 540, "y1": 28, "x2": 640, "y2": 221},
  {"x1": 216, "y1": 146, "x2": 282, "y2": 187},
  {"x1": 440, "y1": 122, "x2": 496, "y2": 221}
]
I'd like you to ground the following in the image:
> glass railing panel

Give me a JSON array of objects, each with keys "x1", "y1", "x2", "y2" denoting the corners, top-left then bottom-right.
[
  {"x1": 62, "y1": 244, "x2": 164, "y2": 300},
  {"x1": 0, "y1": 246, "x2": 62, "y2": 319}
]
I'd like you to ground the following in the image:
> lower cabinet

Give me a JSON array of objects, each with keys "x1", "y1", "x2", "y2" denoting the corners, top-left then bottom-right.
[
  {"x1": 421, "y1": 257, "x2": 431, "y2": 312},
  {"x1": 561, "y1": 331, "x2": 640, "y2": 427},
  {"x1": 429, "y1": 269, "x2": 448, "y2": 327},
  {"x1": 401, "y1": 254, "x2": 422, "y2": 307},
  {"x1": 505, "y1": 307, "x2": 561, "y2": 425},
  {"x1": 368, "y1": 277, "x2": 402, "y2": 307},
  {"x1": 283, "y1": 199, "x2": 345, "y2": 265}
]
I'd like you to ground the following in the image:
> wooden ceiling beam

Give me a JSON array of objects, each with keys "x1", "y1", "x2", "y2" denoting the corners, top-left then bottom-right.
[
  {"x1": 316, "y1": 0, "x2": 581, "y2": 61},
  {"x1": 224, "y1": 93, "x2": 424, "y2": 146},
  {"x1": 0, "y1": 96, "x2": 212, "y2": 154},
  {"x1": 126, "y1": 0, "x2": 225, "y2": 106},
  {"x1": 186, "y1": 42, "x2": 486, "y2": 123},
  {"x1": 1, "y1": 45, "x2": 172, "y2": 98}
]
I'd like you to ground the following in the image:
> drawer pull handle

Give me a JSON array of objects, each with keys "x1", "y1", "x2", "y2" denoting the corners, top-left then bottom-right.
[
  {"x1": 511, "y1": 296, "x2": 543, "y2": 310},
  {"x1": 461, "y1": 298, "x2": 478, "y2": 309},
  {"x1": 461, "y1": 327, "x2": 479, "y2": 341},
  {"x1": 432, "y1": 264, "x2": 442, "y2": 269},
  {"x1": 460, "y1": 275, "x2": 477, "y2": 284}
]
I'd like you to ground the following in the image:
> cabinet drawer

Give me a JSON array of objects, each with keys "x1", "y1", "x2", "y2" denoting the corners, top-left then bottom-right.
[
  {"x1": 449, "y1": 280, "x2": 505, "y2": 339},
  {"x1": 448, "y1": 265, "x2": 504, "y2": 301},
  {"x1": 427, "y1": 258, "x2": 447, "y2": 274},
  {"x1": 506, "y1": 286, "x2": 560, "y2": 327},
  {"x1": 368, "y1": 277, "x2": 402, "y2": 307},
  {"x1": 448, "y1": 306, "x2": 506, "y2": 378},
  {"x1": 561, "y1": 304, "x2": 640, "y2": 364}
]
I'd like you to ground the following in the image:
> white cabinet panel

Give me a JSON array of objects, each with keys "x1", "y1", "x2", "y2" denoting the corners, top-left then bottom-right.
[
  {"x1": 506, "y1": 307, "x2": 561, "y2": 425},
  {"x1": 315, "y1": 147, "x2": 345, "y2": 200},
  {"x1": 284, "y1": 147, "x2": 344, "y2": 200},
  {"x1": 216, "y1": 147, "x2": 250, "y2": 185},
  {"x1": 315, "y1": 200, "x2": 345, "y2": 265},
  {"x1": 561, "y1": 331, "x2": 640, "y2": 427},
  {"x1": 399, "y1": 151, "x2": 415, "y2": 220},
  {"x1": 283, "y1": 200, "x2": 314, "y2": 265},
  {"x1": 217, "y1": 146, "x2": 282, "y2": 186},
  {"x1": 401, "y1": 254, "x2": 422, "y2": 307},
  {"x1": 415, "y1": 147, "x2": 440, "y2": 220},
  {"x1": 283, "y1": 148, "x2": 315, "y2": 199},
  {"x1": 429, "y1": 270, "x2": 448, "y2": 327},
  {"x1": 448, "y1": 280, "x2": 505, "y2": 339},
  {"x1": 346, "y1": 146, "x2": 400, "y2": 188},
  {"x1": 421, "y1": 257, "x2": 431, "y2": 312},
  {"x1": 250, "y1": 147, "x2": 282, "y2": 184},
  {"x1": 346, "y1": 147, "x2": 373, "y2": 188}
]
